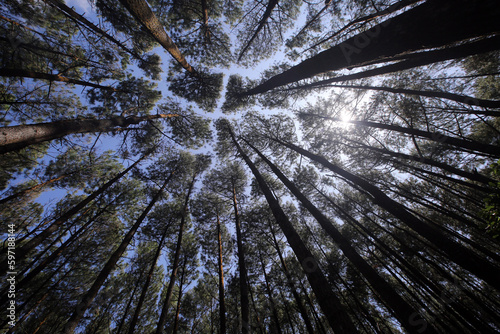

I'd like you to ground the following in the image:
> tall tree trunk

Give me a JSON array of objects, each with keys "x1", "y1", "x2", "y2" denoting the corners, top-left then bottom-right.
[
  {"x1": 0, "y1": 154, "x2": 146, "y2": 273},
  {"x1": 244, "y1": 138, "x2": 435, "y2": 334},
  {"x1": 115, "y1": 269, "x2": 146, "y2": 334},
  {"x1": 243, "y1": 0, "x2": 500, "y2": 95},
  {"x1": 325, "y1": 83, "x2": 500, "y2": 109},
  {"x1": 127, "y1": 220, "x2": 172, "y2": 334},
  {"x1": 0, "y1": 113, "x2": 177, "y2": 155},
  {"x1": 156, "y1": 172, "x2": 197, "y2": 334},
  {"x1": 42, "y1": 0, "x2": 149, "y2": 64},
  {"x1": 293, "y1": 0, "x2": 333, "y2": 40},
  {"x1": 286, "y1": 35, "x2": 500, "y2": 93},
  {"x1": 232, "y1": 184, "x2": 250, "y2": 334},
  {"x1": 62, "y1": 172, "x2": 173, "y2": 334},
  {"x1": 223, "y1": 122, "x2": 358, "y2": 333},
  {"x1": 271, "y1": 138, "x2": 500, "y2": 291},
  {"x1": 173, "y1": 256, "x2": 188, "y2": 334},
  {"x1": 0, "y1": 68, "x2": 121, "y2": 92},
  {"x1": 200, "y1": 0, "x2": 211, "y2": 43},
  {"x1": 342, "y1": 138, "x2": 495, "y2": 185},
  {"x1": 0, "y1": 174, "x2": 68, "y2": 205},
  {"x1": 258, "y1": 251, "x2": 283, "y2": 334},
  {"x1": 268, "y1": 220, "x2": 316, "y2": 334},
  {"x1": 300, "y1": 113, "x2": 500, "y2": 157},
  {"x1": 118, "y1": 0, "x2": 199, "y2": 77},
  {"x1": 237, "y1": 0, "x2": 279, "y2": 62},
  {"x1": 216, "y1": 209, "x2": 227, "y2": 334}
]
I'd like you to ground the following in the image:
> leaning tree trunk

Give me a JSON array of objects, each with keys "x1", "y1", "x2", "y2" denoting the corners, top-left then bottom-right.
[
  {"x1": 224, "y1": 123, "x2": 358, "y2": 333},
  {"x1": 156, "y1": 173, "x2": 197, "y2": 334},
  {"x1": 62, "y1": 172, "x2": 173, "y2": 334},
  {"x1": 242, "y1": 0, "x2": 500, "y2": 95},
  {"x1": 0, "y1": 113, "x2": 177, "y2": 154},
  {"x1": 237, "y1": 0, "x2": 279, "y2": 62},
  {"x1": 271, "y1": 138, "x2": 500, "y2": 291},
  {"x1": 0, "y1": 154, "x2": 146, "y2": 274},
  {"x1": 119, "y1": 0, "x2": 199, "y2": 77},
  {"x1": 0, "y1": 173, "x2": 68, "y2": 205},
  {"x1": 300, "y1": 113, "x2": 500, "y2": 157},
  {"x1": 258, "y1": 251, "x2": 283, "y2": 334},
  {"x1": 244, "y1": 138, "x2": 435, "y2": 334},
  {"x1": 115, "y1": 270, "x2": 146, "y2": 334},
  {"x1": 0, "y1": 68, "x2": 121, "y2": 92}
]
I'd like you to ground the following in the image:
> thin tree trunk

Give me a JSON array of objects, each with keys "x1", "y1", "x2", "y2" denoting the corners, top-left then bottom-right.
[
  {"x1": 156, "y1": 172, "x2": 197, "y2": 334},
  {"x1": 0, "y1": 174, "x2": 68, "y2": 205},
  {"x1": 115, "y1": 270, "x2": 146, "y2": 334},
  {"x1": 244, "y1": 138, "x2": 435, "y2": 334},
  {"x1": 242, "y1": 0, "x2": 500, "y2": 95},
  {"x1": 201, "y1": 0, "x2": 211, "y2": 43},
  {"x1": 271, "y1": 138, "x2": 500, "y2": 291},
  {"x1": 62, "y1": 172, "x2": 173, "y2": 334},
  {"x1": 293, "y1": 0, "x2": 333, "y2": 40},
  {"x1": 300, "y1": 113, "x2": 500, "y2": 157},
  {"x1": 0, "y1": 113, "x2": 177, "y2": 155},
  {"x1": 127, "y1": 220, "x2": 172, "y2": 334},
  {"x1": 173, "y1": 256, "x2": 188, "y2": 334},
  {"x1": 232, "y1": 184, "x2": 250, "y2": 334},
  {"x1": 268, "y1": 220, "x2": 316, "y2": 334},
  {"x1": 216, "y1": 209, "x2": 227, "y2": 334},
  {"x1": 0, "y1": 154, "x2": 146, "y2": 273},
  {"x1": 223, "y1": 122, "x2": 357, "y2": 333},
  {"x1": 258, "y1": 251, "x2": 283, "y2": 334},
  {"x1": 326, "y1": 83, "x2": 500, "y2": 109},
  {"x1": 0, "y1": 68, "x2": 121, "y2": 92},
  {"x1": 119, "y1": 0, "x2": 199, "y2": 77},
  {"x1": 342, "y1": 138, "x2": 495, "y2": 185},
  {"x1": 42, "y1": 0, "x2": 149, "y2": 64},
  {"x1": 237, "y1": 0, "x2": 279, "y2": 62}
]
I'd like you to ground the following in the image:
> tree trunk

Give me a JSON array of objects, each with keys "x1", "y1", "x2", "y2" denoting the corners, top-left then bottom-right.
[
  {"x1": 62, "y1": 172, "x2": 173, "y2": 334},
  {"x1": 156, "y1": 172, "x2": 197, "y2": 334},
  {"x1": 342, "y1": 138, "x2": 495, "y2": 185},
  {"x1": 300, "y1": 113, "x2": 500, "y2": 157},
  {"x1": 216, "y1": 209, "x2": 227, "y2": 334},
  {"x1": 243, "y1": 0, "x2": 500, "y2": 95},
  {"x1": 244, "y1": 138, "x2": 435, "y2": 334},
  {"x1": 272, "y1": 138, "x2": 500, "y2": 291},
  {"x1": 237, "y1": 0, "x2": 279, "y2": 62},
  {"x1": 173, "y1": 257, "x2": 188, "y2": 334},
  {"x1": 127, "y1": 220, "x2": 172, "y2": 334},
  {"x1": 0, "y1": 68, "x2": 121, "y2": 92},
  {"x1": 0, "y1": 154, "x2": 146, "y2": 274},
  {"x1": 232, "y1": 184, "x2": 250, "y2": 334},
  {"x1": 118, "y1": 0, "x2": 199, "y2": 77},
  {"x1": 200, "y1": 0, "x2": 211, "y2": 43},
  {"x1": 268, "y1": 221, "x2": 316, "y2": 334},
  {"x1": 0, "y1": 174, "x2": 68, "y2": 205},
  {"x1": 224, "y1": 123, "x2": 358, "y2": 333},
  {"x1": 326, "y1": 83, "x2": 500, "y2": 109},
  {"x1": 42, "y1": 0, "x2": 149, "y2": 65},
  {"x1": 115, "y1": 270, "x2": 145, "y2": 334},
  {"x1": 0, "y1": 113, "x2": 177, "y2": 155},
  {"x1": 258, "y1": 251, "x2": 283, "y2": 334}
]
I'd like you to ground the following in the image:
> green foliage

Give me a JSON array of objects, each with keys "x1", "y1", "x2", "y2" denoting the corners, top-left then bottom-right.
[{"x1": 483, "y1": 160, "x2": 500, "y2": 238}]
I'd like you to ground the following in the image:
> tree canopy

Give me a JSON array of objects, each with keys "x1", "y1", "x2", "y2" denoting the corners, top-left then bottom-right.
[{"x1": 1, "y1": 0, "x2": 500, "y2": 333}]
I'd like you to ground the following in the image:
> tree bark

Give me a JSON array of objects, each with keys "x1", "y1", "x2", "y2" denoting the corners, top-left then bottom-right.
[
  {"x1": 0, "y1": 68, "x2": 121, "y2": 92},
  {"x1": 62, "y1": 172, "x2": 173, "y2": 334},
  {"x1": 0, "y1": 114, "x2": 177, "y2": 155},
  {"x1": 271, "y1": 138, "x2": 500, "y2": 291},
  {"x1": 119, "y1": 0, "x2": 199, "y2": 77},
  {"x1": 244, "y1": 138, "x2": 435, "y2": 334},
  {"x1": 223, "y1": 122, "x2": 358, "y2": 333},
  {"x1": 156, "y1": 172, "x2": 197, "y2": 334},
  {"x1": 243, "y1": 0, "x2": 500, "y2": 95}
]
